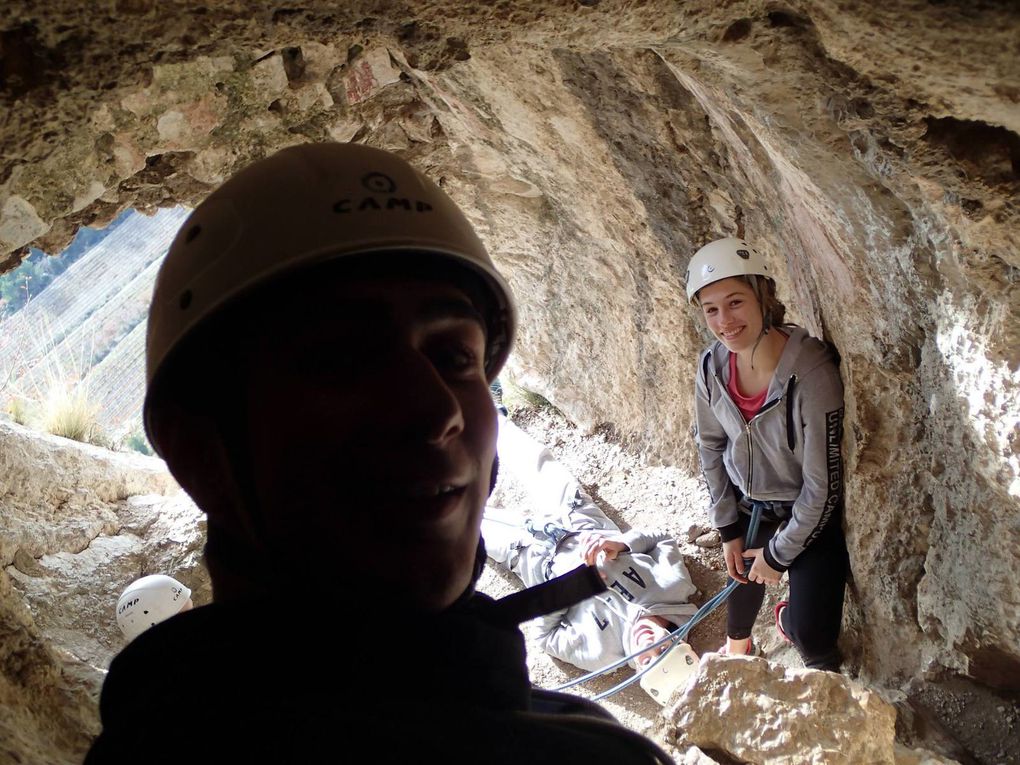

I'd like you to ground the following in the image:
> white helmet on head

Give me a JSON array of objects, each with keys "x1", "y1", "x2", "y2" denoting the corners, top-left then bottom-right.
[
  {"x1": 116, "y1": 574, "x2": 192, "y2": 642},
  {"x1": 685, "y1": 237, "x2": 772, "y2": 303},
  {"x1": 144, "y1": 142, "x2": 518, "y2": 455}
]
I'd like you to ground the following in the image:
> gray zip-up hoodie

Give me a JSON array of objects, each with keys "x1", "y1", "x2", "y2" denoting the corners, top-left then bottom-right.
[{"x1": 694, "y1": 325, "x2": 845, "y2": 572}]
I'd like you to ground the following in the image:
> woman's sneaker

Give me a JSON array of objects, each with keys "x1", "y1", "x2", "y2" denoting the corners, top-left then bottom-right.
[
  {"x1": 717, "y1": 637, "x2": 761, "y2": 657},
  {"x1": 775, "y1": 600, "x2": 792, "y2": 643}
]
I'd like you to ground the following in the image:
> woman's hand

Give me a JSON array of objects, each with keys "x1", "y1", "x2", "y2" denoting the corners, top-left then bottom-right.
[
  {"x1": 722, "y1": 538, "x2": 749, "y2": 583},
  {"x1": 578, "y1": 532, "x2": 629, "y2": 567},
  {"x1": 744, "y1": 548, "x2": 783, "y2": 585}
]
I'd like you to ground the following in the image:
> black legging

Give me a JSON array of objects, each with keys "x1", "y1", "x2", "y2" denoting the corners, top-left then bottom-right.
[{"x1": 726, "y1": 511, "x2": 849, "y2": 671}]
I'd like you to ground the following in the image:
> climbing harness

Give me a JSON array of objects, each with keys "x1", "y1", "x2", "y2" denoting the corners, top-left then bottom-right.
[
  {"x1": 524, "y1": 518, "x2": 572, "y2": 545},
  {"x1": 549, "y1": 502, "x2": 764, "y2": 700}
]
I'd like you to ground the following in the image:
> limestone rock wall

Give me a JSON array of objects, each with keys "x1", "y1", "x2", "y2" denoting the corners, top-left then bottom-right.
[
  {"x1": 1, "y1": 0, "x2": 1017, "y2": 702},
  {"x1": 0, "y1": 418, "x2": 207, "y2": 764}
]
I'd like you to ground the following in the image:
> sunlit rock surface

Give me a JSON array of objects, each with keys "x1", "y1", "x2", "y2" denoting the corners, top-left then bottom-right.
[
  {"x1": 670, "y1": 655, "x2": 960, "y2": 765},
  {"x1": 1, "y1": 1, "x2": 1018, "y2": 762}
]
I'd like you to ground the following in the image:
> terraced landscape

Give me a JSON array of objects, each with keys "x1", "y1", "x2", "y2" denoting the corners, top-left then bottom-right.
[{"x1": 0, "y1": 208, "x2": 189, "y2": 441}]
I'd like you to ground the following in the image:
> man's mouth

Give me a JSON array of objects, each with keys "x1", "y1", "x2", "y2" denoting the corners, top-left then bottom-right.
[
  {"x1": 720, "y1": 326, "x2": 744, "y2": 341},
  {"x1": 402, "y1": 483, "x2": 465, "y2": 499},
  {"x1": 381, "y1": 479, "x2": 471, "y2": 526}
]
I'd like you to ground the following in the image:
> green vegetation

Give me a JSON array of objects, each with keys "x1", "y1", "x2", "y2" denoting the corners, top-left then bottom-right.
[
  {"x1": 123, "y1": 429, "x2": 155, "y2": 456},
  {"x1": 499, "y1": 376, "x2": 560, "y2": 415},
  {"x1": 1, "y1": 252, "x2": 62, "y2": 316}
]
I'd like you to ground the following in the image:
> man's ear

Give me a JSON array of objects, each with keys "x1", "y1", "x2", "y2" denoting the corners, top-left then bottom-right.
[{"x1": 153, "y1": 400, "x2": 261, "y2": 547}]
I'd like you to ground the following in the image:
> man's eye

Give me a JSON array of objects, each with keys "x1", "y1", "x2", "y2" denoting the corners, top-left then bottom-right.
[
  {"x1": 432, "y1": 343, "x2": 483, "y2": 375},
  {"x1": 445, "y1": 346, "x2": 477, "y2": 368}
]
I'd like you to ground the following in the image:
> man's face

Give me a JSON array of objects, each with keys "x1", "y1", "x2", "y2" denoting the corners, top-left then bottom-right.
[{"x1": 238, "y1": 274, "x2": 497, "y2": 611}]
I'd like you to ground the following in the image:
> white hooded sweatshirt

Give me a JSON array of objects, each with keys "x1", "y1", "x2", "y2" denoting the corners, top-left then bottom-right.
[{"x1": 483, "y1": 419, "x2": 697, "y2": 672}]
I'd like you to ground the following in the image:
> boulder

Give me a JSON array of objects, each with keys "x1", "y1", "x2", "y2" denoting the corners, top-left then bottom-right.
[{"x1": 669, "y1": 655, "x2": 960, "y2": 765}]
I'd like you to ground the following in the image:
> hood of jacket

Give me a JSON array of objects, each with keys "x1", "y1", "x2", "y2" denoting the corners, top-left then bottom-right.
[{"x1": 702, "y1": 325, "x2": 835, "y2": 395}]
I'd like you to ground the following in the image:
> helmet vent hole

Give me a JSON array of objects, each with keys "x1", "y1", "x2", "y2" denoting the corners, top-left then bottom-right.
[
  {"x1": 185, "y1": 225, "x2": 202, "y2": 243},
  {"x1": 143, "y1": 610, "x2": 149, "y2": 615},
  {"x1": 179, "y1": 290, "x2": 193, "y2": 310}
]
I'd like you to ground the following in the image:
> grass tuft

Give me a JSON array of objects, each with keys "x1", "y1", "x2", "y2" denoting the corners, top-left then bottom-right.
[
  {"x1": 0, "y1": 313, "x2": 108, "y2": 446},
  {"x1": 5, "y1": 396, "x2": 30, "y2": 425},
  {"x1": 499, "y1": 376, "x2": 560, "y2": 415},
  {"x1": 41, "y1": 380, "x2": 102, "y2": 443}
]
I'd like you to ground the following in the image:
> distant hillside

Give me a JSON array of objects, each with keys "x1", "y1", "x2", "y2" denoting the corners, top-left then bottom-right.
[{"x1": 0, "y1": 208, "x2": 189, "y2": 440}]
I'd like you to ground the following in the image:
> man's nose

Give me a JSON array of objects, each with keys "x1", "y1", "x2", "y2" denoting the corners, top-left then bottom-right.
[{"x1": 388, "y1": 349, "x2": 465, "y2": 445}]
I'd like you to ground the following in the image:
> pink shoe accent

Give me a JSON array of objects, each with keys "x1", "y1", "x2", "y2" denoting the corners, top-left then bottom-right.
[
  {"x1": 775, "y1": 600, "x2": 791, "y2": 643},
  {"x1": 718, "y1": 638, "x2": 759, "y2": 657}
]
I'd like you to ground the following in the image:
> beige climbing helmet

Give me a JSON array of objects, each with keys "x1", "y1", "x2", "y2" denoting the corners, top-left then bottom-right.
[
  {"x1": 144, "y1": 141, "x2": 517, "y2": 411},
  {"x1": 685, "y1": 237, "x2": 772, "y2": 303}
]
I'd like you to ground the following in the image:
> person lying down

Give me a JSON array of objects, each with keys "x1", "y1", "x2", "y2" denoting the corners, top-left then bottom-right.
[{"x1": 483, "y1": 415, "x2": 698, "y2": 674}]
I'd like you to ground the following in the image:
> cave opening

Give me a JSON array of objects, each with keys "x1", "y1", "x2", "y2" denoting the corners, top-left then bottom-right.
[{"x1": 1, "y1": 3, "x2": 1018, "y2": 764}]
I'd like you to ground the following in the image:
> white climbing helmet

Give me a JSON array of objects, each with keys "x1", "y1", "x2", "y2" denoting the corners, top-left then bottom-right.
[
  {"x1": 144, "y1": 142, "x2": 517, "y2": 437},
  {"x1": 685, "y1": 237, "x2": 772, "y2": 303},
  {"x1": 116, "y1": 574, "x2": 192, "y2": 642}
]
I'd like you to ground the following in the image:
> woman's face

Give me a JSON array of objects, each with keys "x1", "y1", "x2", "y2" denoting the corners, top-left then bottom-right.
[{"x1": 698, "y1": 277, "x2": 763, "y2": 353}]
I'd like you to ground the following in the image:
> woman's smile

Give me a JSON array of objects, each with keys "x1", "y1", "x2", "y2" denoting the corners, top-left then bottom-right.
[{"x1": 699, "y1": 277, "x2": 763, "y2": 352}]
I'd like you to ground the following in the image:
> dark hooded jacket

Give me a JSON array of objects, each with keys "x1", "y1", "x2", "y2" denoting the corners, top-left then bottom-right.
[{"x1": 84, "y1": 590, "x2": 673, "y2": 764}]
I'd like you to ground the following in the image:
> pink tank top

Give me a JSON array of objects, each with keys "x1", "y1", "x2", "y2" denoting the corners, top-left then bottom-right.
[{"x1": 727, "y1": 352, "x2": 767, "y2": 422}]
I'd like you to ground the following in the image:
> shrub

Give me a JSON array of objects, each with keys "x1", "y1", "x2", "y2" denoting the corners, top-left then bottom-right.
[
  {"x1": 5, "y1": 396, "x2": 30, "y2": 425},
  {"x1": 40, "y1": 379, "x2": 103, "y2": 445},
  {"x1": 123, "y1": 429, "x2": 154, "y2": 456},
  {"x1": 499, "y1": 376, "x2": 559, "y2": 414}
]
